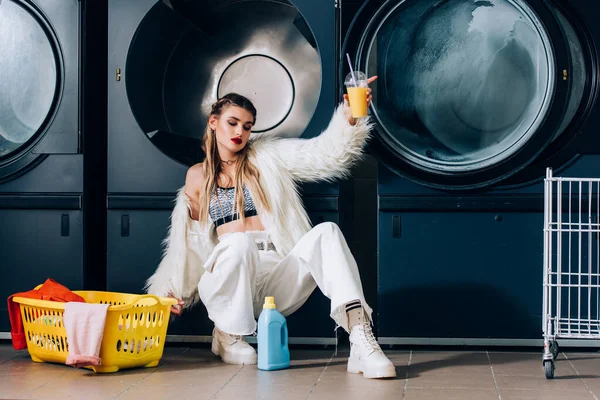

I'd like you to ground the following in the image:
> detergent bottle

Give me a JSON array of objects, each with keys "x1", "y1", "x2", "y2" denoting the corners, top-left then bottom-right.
[{"x1": 257, "y1": 296, "x2": 290, "y2": 371}]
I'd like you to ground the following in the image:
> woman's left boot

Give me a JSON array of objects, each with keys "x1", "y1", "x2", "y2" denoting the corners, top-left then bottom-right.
[{"x1": 346, "y1": 304, "x2": 396, "y2": 379}]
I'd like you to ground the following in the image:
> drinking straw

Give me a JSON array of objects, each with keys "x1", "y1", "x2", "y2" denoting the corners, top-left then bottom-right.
[{"x1": 346, "y1": 53, "x2": 357, "y2": 87}]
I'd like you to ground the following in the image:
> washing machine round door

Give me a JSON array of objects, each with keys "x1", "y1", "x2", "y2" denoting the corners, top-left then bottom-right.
[
  {"x1": 123, "y1": 0, "x2": 323, "y2": 167},
  {"x1": 344, "y1": 0, "x2": 573, "y2": 190},
  {"x1": 0, "y1": 0, "x2": 63, "y2": 181}
]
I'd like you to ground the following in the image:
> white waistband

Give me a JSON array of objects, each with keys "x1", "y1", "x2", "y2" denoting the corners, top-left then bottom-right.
[{"x1": 217, "y1": 230, "x2": 274, "y2": 251}]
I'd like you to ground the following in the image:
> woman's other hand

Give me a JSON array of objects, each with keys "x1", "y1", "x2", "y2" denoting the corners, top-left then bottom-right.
[
  {"x1": 168, "y1": 293, "x2": 184, "y2": 316},
  {"x1": 344, "y1": 75, "x2": 378, "y2": 126}
]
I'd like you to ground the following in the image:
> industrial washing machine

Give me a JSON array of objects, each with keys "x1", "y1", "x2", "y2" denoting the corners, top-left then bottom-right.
[
  {"x1": 0, "y1": 0, "x2": 92, "y2": 335},
  {"x1": 342, "y1": 0, "x2": 600, "y2": 344},
  {"x1": 107, "y1": 0, "x2": 350, "y2": 342}
]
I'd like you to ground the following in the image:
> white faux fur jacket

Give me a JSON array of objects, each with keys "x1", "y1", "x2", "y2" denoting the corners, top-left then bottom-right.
[{"x1": 145, "y1": 103, "x2": 373, "y2": 308}]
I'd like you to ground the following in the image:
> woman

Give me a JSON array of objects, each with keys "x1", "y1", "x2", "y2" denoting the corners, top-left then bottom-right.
[{"x1": 145, "y1": 85, "x2": 396, "y2": 379}]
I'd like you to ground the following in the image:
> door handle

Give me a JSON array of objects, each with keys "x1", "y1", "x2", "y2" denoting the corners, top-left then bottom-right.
[
  {"x1": 61, "y1": 214, "x2": 70, "y2": 237},
  {"x1": 392, "y1": 215, "x2": 401, "y2": 238},
  {"x1": 121, "y1": 214, "x2": 130, "y2": 237}
]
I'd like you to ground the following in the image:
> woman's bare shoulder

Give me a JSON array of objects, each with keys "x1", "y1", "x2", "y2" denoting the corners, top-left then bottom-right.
[{"x1": 185, "y1": 163, "x2": 205, "y2": 194}]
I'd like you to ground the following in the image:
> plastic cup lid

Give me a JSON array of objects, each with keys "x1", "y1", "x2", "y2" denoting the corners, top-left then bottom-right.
[{"x1": 344, "y1": 71, "x2": 368, "y2": 87}]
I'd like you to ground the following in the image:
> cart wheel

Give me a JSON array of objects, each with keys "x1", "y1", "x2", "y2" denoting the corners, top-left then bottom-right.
[
  {"x1": 544, "y1": 360, "x2": 555, "y2": 379},
  {"x1": 550, "y1": 341, "x2": 559, "y2": 359}
]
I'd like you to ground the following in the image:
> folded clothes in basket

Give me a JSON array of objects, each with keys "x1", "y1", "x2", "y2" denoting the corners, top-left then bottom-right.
[
  {"x1": 7, "y1": 278, "x2": 85, "y2": 350},
  {"x1": 63, "y1": 302, "x2": 110, "y2": 368}
]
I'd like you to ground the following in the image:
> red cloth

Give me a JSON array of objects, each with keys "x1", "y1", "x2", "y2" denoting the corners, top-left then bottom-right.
[{"x1": 7, "y1": 278, "x2": 85, "y2": 350}]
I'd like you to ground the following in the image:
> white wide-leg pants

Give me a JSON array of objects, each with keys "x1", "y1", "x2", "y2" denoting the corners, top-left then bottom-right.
[{"x1": 197, "y1": 222, "x2": 372, "y2": 335}]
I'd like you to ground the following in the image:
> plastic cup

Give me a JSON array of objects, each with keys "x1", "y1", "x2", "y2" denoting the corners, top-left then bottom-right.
[{"x1": 344, "y1": 71, "x2": 369, "y2": 118}]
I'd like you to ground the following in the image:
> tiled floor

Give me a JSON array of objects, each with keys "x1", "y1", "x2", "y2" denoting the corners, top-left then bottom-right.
[{"x1": 1, "y1": 343, "x2": 599, "y2": 399}]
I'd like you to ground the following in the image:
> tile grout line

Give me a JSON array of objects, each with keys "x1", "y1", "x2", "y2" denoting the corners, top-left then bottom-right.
[
  {"x1": 486, "y1": 351, "x2": 502, "y2": 400},
  {"x1": 16, "y1": 370, "x2": 69, "y2": 398},
  {"x1": 208, "y1": 364, "x2": 245, "y2": 400},
  {"x1": 564, "y1": 353, "x2": 599, "y2": 400},
  {"x1": 113, "y1": 348, "x2": 195, "y2": 399},
  {"x1": 1, "y1": 354, "x2": 23, "y2": 364},
  {"x1": 304, "y1": 351, "x2": 337, "y2": 400},
  {"x1": 402, "y1": 350, "x2": 412, "y2": 400},
  {"x1": 113, "y1": 364, "x2": 167, "y2": 399}
]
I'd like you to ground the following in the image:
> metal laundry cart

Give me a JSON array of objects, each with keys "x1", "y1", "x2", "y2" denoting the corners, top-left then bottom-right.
[{"x1": 543, "y1": 167, "x2": 600, "y2": 379}]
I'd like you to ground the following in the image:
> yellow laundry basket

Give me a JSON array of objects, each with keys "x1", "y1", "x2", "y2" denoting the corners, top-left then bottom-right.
[{"x1": 11, "y1": 289, "x2": 178, "y2": 373}]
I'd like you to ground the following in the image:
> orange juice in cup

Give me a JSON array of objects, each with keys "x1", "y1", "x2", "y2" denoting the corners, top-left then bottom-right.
[
  {"x1": 346, "y1": 87, "x2": 369, "y2": 118},
  {"x1": 344, "y1": 71, "x2": 369, "y2": 118}
]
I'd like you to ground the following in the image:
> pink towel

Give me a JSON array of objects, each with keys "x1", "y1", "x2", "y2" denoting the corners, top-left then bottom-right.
[{"x1": 63, "y1": 302, "x2": 110, "y2": 368}]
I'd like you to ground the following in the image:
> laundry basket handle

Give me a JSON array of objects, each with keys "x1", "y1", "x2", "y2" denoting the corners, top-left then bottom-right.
[{"x1": 108, "y1": 294, "x2": 178, "y2": 311}]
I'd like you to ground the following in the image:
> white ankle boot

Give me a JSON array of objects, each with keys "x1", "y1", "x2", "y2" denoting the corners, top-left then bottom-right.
[
  {"x1": 347, "y1": 307, "x2": 396, "y2": 379},
  {"x1": 211, "y1": 327, "x2": 257, "y2": 365}
]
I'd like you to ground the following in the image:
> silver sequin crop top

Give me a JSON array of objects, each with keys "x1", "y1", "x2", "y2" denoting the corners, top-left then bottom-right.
[{"x1": 208, "y1": 185, "x2": 258, "y2": 227}]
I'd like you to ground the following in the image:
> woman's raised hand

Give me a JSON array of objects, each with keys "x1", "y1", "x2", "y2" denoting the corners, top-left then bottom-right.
[{"x1": 344, "y1": 76, "x2": 378, "y2": 125}]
